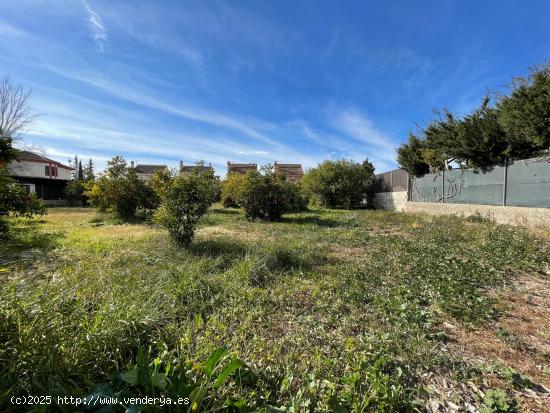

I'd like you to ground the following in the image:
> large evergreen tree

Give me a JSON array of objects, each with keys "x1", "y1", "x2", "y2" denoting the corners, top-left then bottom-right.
[
  {"x1": 498, "y1": 64, "x2": 550, "y2": 157},
  {"x1": 396, "y1": 134, "x2": 430, "y2": 177}
]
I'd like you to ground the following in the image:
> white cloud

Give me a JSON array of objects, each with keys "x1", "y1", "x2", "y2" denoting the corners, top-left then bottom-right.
[
  {"x1": 0, "y1": 21, "x2": 25, "y2": 38},
  {"x1": 81, "y1": 0, "x2": 107, "y2": 52},
  {"x1": 332, "y1": 109, "x2": 398, "y2": 172}
]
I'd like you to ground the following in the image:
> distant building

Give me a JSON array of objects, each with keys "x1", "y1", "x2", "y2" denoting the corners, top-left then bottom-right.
[
  {"x1": 179, "y1": 161, "x2": 214, "y2": 175},
  {"x1": 227, "y1": 161, "x2": 257, "y2": 175},
  {"x1": 274, "y1": 162, "x2": 304, "y2": 183},
  {"x1": 5, "y1": 150, "x2": 73, "y2": 201},
  {"x1": 131, "y1": 161, "x2": 167, "y2": 181}
]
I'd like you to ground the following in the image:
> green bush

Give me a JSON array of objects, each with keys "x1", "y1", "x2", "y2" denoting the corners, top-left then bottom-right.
[
  {"x1": 286, "y1": 181, "x2": 308, "y2": 212},
  {"x1": 0, "y1": 168, "x2": 45, "y2": 234},
  {"x1": 154, "y1": 167, "x2": 218, "y2": 246},
  {"x1": 238, "y1": 166, "x2": 291, "y2": 221},
  {"x1": 85, "y1": 156, "x2": 156, "y2": 219},
  {"x1": 300, "y1": 159, "x2": 375, "y2": 209},
  {"x1": 221, "y1": 173, "x2": 245, "y2": 208},
  {"x1": 64, "y1": 179, "x2": 88, "y2": 206}
]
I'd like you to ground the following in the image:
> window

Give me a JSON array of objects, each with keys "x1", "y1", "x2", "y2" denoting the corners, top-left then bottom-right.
[{"x1": 45, "y1": 165, "x2": 58, "y2": 177}]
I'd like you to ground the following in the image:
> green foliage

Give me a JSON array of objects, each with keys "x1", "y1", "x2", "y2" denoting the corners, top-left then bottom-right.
[
  {"x1": 498, "y1": 64, "x2": 550, "y2": 156},
  {"x1": 423, "y1": 100, "x2": 508, "y2": 169},
  {"x1": 0, "y1": 137, "x2": 18, "y2": 162},
  {"x1": 154, "y1": 166, "x2": 218, "y2": 246},
  {"x1": 65, "y1": 179, "x2": 88, "y2": 206},
  {"x1": 301, "y1": 159, "x2": 375, "y2": 209},
  {"x1": 0, "y1": 143, "x2": 45, "y2": 233},
  {"x1": 1, "y1": 208, "x2": 546, "y2": 411},
  {"x1": 221, "y1": 173, "x2": 245, "y2": 208},
  {"x1": 238, "y1": 166, "x2": 291, "y2": 221},
  {"x1": 396, "y1": 134, "x2": 430, "y2": 177},
  {"x1": 480, "y1": 389, "x2": 517, "y2": 413},
  {"x1": 79, "y1": 346, "x2": 245, "y2": 412},
  {"x1": 398, "y1": 63, "x2": 550, "y2": 176},
  {"x1": 285, "y1": 181, "x2": 308, "y2": 212},
  {"x1": 86, "y1": 156, "x2": 155, "y2": 218},
  {"x1": 83, "y1": 158, "x2": 95, "y2": 181}
]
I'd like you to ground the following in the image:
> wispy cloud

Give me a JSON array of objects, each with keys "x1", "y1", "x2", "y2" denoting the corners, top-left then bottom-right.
[
  {"x1": 334, "y1": 109, "x2": 393, "y2": 148},
  {"x1": 0, "y1": 21, "x2": 25, "y2": 38},
  {"x1": 81, "y1": 0, "x2": 107, "y2": 52},
  {"x1": 43, "y1": 64, "x2": 284, "y2": 147},
  {"x1": 332, "y1": 109, "x2": 398, "y2": 172}
]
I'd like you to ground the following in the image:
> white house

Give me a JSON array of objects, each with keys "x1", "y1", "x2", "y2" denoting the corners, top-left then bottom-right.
[{"x1": 6, "y1": 150, "x2": 73, "y2": 201}]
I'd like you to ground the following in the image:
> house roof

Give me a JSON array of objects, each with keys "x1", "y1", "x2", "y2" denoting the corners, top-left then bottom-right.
[
  {"x1": 180, "y1": 165, "x2": 213, "y2": 173},
  {"x1": 274, "y1": 162, "x2": 304, "y2": 178},
  {"x1": 227, "y1": 162, "x2": 257, "y2": 174},
  {"x1": 133, "y1": 164, "x2": 167, "y2": 174},
  {"x1": 15, "y1": 150, "x2": 72, "y2": 170}
]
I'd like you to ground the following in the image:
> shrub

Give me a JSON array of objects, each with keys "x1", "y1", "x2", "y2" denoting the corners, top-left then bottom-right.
[
  {"x1": 301, "y1": 159, "x2": 375, "y2": 209},
  {"x1": 64, "y1": 179, "x2": 88, "y2": 206},
  {"x1": 154, "y1": 167, "x2": 218, "y2": 246},
  {"x1": 85, "y1": 156, "x2": 156, "y2": 219},
  {"x1": 238, "y1": 166, "x2": 291, "y2": 221},
  {"x1": 0, "y1": 168, "x2": 45, "y2": 233},
  {"x1": 286, "y1": 181, "x2": 308, "y2": 212},
  {"x1": 221, "y1": 173, "x2": 245, "y2": 208}
]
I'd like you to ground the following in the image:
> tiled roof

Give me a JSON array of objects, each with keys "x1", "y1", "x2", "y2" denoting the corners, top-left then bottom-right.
[
  {"x1": 227, "y1": 162, "x2": 257, "y2": 174},
  {"x1": 180, "y1": 165, "x2": 213, "y2": 173},
  {"x1": 134, "y1": 164, "x2": 167, "y2": 174},
  {"x1": 16, "y1": 150, "x2": 72, "y2": 169},
  {"x1": 274, "y1": 163, "x2": 304, "y2": 178}
]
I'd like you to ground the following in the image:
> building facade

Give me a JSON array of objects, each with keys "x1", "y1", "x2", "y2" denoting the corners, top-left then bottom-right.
[
  {"x1": 131, "y1": 161, "x2": 167, "y2": 181},
  {"x1": 6, "y1": 151, "x2": 73, "y2": 201},
  {"x1": 227, "y1": 161, "x2": 257, "y2": 175},
  {"x1": 274, "y1": 162, "x2": 304, "y2": 183}
]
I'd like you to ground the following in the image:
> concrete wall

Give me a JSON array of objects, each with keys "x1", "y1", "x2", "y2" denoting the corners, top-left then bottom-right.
[
  {"x1": 8, "y1": 160, "x2": 72, "y2": 180},
  {"x1": 406, "y1": 201, "x2": 550, "y2": 229},
  {"x1": 374, "y1": 191, "x2": 408, "y2": 211}
]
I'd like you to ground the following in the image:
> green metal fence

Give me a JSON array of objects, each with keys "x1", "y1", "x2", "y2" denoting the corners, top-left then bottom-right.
[{"x1": 409, "y1": 155, "x2": 550, "y2": 208}]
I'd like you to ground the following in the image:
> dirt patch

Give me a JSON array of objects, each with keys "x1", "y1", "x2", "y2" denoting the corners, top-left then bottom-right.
[
  {"x1": 442, "y1": 274, "x2": 550, "y2": 411},
  {"x1": 328, "y1": 245, "x2": 367, "y2": 262},
  {"x1": 197, "y1": 225, "x2": 251, "y2": 239}
]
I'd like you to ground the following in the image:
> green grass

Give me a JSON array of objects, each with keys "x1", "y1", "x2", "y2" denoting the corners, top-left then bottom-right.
[{"x1": 0, "y1": 206, "x2": 548, "y2": 412}]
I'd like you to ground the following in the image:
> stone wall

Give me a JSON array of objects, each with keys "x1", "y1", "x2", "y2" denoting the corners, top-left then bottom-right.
[{"x1": 374, "y1": 191, "x2": 408, "y2": 211}]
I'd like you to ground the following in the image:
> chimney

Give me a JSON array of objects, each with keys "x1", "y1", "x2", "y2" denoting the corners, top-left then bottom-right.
[{"x1": 130, "y1": 161, "x2": 135, "y2": 168}]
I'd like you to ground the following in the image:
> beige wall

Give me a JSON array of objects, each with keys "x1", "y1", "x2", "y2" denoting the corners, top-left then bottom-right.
[
  {"x1": 374, "y1": 190, "x2": 550, "y2": 229},
  {"x1": 374, "y1": 191, "x2": 408, "y2": 211},
  {"x1": 405, "y1": 202, "x2": 550, "y2": 229},
  {"x1": 7, "y1": 160, "x2": 72, "y2": 180}
]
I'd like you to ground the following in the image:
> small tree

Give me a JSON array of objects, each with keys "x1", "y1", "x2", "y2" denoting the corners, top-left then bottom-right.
[
  {"x1": 65, "y1": 179, "x2": 87, "y2": 206},
  {"x1": 300, "y1": 159, "x2": 374, "y2": 209},
  {"x1": 85, "y1": 156, "x2": 152, "y2": 218},
  {"x1": 154, "y1": 167, "x2": 218, "y2": 246},
  {"x1": 286, "y1": 181, "x2": 308, "y2": 212},
  {"x1": 238, "y1": 165, "x2": 291, "y2": 221},
  {"x1": 83, "y1": 158, "x2": 95, "y2": 181},
  {"x1": 0, "y1": 77, "x2": 44, "y2": 233},
  {"x1": 221, "y1": 173, "x2": 245, "y2": 208}
]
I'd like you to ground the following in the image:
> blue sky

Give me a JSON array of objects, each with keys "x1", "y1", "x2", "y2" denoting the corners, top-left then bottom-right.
[{"x1": 1, "y1": 0, "x2": 549, "y2": 175}]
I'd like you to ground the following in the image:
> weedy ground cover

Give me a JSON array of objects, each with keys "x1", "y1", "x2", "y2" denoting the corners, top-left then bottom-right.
[{"x1": 0, "y1": 207, "x2": 548, "y2": 412}]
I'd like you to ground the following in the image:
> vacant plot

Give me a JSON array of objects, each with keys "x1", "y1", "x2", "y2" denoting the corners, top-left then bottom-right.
[{"x1": 1, "y1": 207, "x2": 549, "y2": 412}]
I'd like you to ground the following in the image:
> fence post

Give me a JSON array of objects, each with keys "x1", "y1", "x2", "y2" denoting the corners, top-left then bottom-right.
[
  {"x1": 407, "y1": 173, "x2": 410, "y2": 201},
  {"x1": 502, "y1": 158, "x2": 508, "y2": 206},
  {"x1": 442, "y1": 169, "x2": 445, "y2": 203}
]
